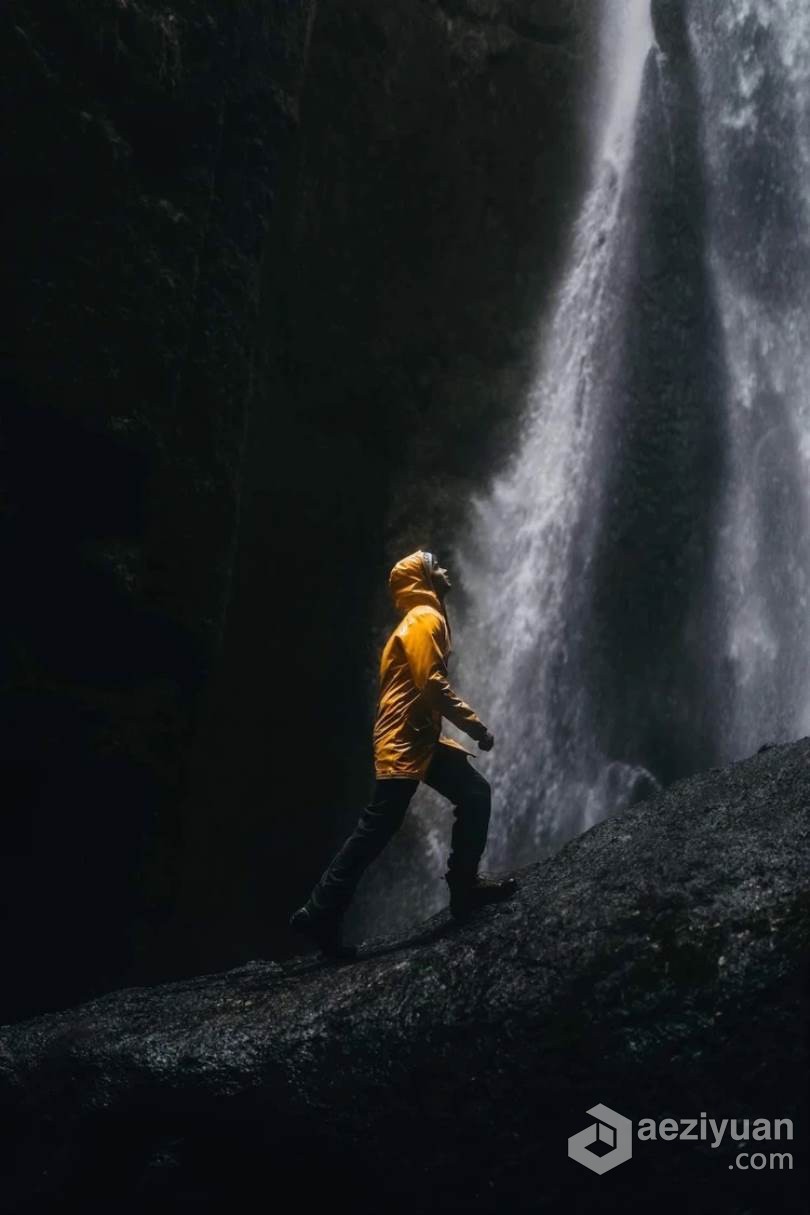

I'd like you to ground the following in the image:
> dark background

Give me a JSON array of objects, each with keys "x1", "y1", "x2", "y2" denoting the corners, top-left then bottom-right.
[{"x1": 1, "y1": 0, "x2": 594, "y2": 1023}]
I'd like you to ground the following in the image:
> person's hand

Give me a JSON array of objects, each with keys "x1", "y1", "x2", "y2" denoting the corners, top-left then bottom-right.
[{"x1": 478, "y1": 730, "x2": 494, "y2": 752}]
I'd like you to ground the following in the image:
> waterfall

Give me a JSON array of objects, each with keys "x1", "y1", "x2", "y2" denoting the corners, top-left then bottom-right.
[
  {"x1": 351, "y1": 0, "x2": 810, "y2": 938},
  {"x1": 445, "y1": 0, "x2": 810, "y2": 875},
  {"x1": 689, "y1": 0, "x2": 810, "y2": 760},
  {"x1": 444, "y1": 0, "x2": 658, "y2": 868}
]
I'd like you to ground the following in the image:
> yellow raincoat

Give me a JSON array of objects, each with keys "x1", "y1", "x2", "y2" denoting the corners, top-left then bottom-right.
[{"x1": 373, "y1": 551, "x2": 489, "y2": 780}]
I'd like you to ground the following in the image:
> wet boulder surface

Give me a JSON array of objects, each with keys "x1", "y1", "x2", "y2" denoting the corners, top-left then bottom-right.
[{"x1": 1, "y1": 738, "x2": 807, "y2": 1213}]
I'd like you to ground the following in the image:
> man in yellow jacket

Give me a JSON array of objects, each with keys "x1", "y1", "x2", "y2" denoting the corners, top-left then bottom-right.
[{"x1": 290, "y1": 549, "x2": 517, "y2": 960}]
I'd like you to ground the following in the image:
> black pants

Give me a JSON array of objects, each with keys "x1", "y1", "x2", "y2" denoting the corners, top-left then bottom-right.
[{"x1": 306, "y1": 742, "x2": 491, "y2": 919}]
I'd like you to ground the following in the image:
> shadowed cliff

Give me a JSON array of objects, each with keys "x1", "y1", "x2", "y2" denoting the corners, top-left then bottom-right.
[
  {"x1": 2, "y1": 0, "x2": 597, "y2": 1017},
  {"x1": 1, "y1": 738, "x2": 807, "y2": 1213},
  {"x1": 167, "y1": 0, "x2": 596, "y2": 983},
  {"x1": 1, "y1": 0, "x2": 317, "y2": 1021}
]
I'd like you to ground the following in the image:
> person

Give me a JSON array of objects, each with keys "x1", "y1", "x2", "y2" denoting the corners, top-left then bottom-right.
[{"x1": 289, "y1": 549, "x2": 517, "y2": 960}]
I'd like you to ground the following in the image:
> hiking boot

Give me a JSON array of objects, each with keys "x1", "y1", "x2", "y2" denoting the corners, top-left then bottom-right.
[
  {"x1": 445, "y1": 872, "x2": 518, "y2": 921},
  {"x1": 289, "y1": 905, "x2": 358, "y2": 961}
]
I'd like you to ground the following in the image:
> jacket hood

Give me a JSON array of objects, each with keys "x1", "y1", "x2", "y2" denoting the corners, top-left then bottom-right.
[{"x1": 389, "y1": 551, "x2": 443, "y2": 616}]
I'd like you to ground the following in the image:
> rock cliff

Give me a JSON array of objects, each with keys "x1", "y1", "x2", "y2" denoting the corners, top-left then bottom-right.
[
  {"x1": 1, "y1": 0, "x2": 316, "y2": 1019},
  {"x1": 175, "y1": 0, "x2": 596, "y2": 984}
]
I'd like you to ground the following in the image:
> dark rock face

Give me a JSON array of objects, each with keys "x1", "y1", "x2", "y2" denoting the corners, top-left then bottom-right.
[
  {"x1": 585, "y1": 28, "x2": 726, "y2": 787},
  {"x1": 175, "y1": 0, "x2": 597, "y2": 977},
  {"x1": 651, "y1": 0, "x2": 691, "y2": 57},
  {"x1": 1, "y1": 739, "x2": 807, "y2": 1213},
  {"x1": 1, "y1": 0, "x2": 599, "y2": 1017},
  {"x1": 1, "y1": 0, "x2": 316, "y2": 1021}
]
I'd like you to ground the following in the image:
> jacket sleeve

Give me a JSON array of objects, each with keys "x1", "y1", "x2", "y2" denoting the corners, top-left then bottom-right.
[{"x1": 401, "y1": 611, "x2": 488, "y2": 741}]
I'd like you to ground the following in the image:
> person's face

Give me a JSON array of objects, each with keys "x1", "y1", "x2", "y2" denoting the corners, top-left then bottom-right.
[{"x1": 431, "y1": 561, "x2": 452, "y2": 596}]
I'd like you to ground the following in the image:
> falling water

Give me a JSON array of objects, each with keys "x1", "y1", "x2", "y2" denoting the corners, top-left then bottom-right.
[
  {"x1": 352, "y1": 0, "x2": 810, "y2": 937},
  {"x1": 447, "y1": 0, "x2": 810, "y2": 874},
  {"x1": 446, "y1": 0, "x2": 658, "y2": 868},
  {"x1": 689, "y1": 0, "x2": 810, "y2": 760}
]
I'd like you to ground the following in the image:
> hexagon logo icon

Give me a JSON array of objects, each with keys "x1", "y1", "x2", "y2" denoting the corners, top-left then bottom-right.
[{"x1": 568, "y1": 1104, "x2": 633, "y2": 1174}]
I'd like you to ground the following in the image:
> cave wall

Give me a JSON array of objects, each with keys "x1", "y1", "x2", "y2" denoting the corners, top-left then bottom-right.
[
  {"x1": 2, "y1": 0, "x2": 598, "y2": 1016},
  {"x1": 165, "y1": 0, "x2": 600, "y2": 976},
  {"x1": 1, "y1": 0, "x2": 316, "y2": 1021}
]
